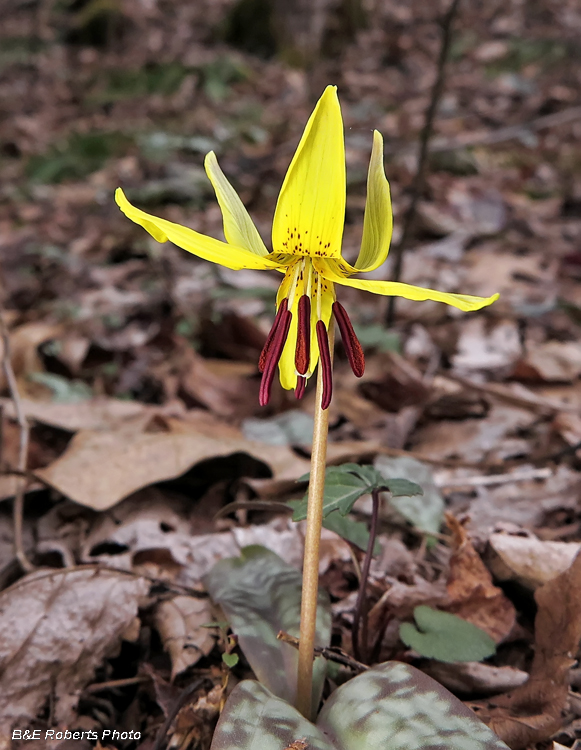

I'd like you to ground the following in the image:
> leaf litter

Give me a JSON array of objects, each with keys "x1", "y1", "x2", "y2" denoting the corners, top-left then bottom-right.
[{"x1": 1, "y1": 0, "x2": 581, "y2": 746}]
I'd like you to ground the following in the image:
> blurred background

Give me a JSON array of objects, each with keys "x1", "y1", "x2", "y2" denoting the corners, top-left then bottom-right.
[{"x1": 1, "y1": 0, "x2": 580, "y2": 415}]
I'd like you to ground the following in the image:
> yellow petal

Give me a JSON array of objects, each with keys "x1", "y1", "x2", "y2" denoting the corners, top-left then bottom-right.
[
  {"x1": 353, "y1": 130, "x2": 393, "y2": 273},
  {"x1": 272, "y1": 86, "x2": 345, "y2": 259},
  {"x1": 316, "y1": 260, "x2": 499, "y2": 312},
  {"x1": 204, "y1": 151, "x2": 269, "y2": 257},
  {"x1": 115, "y1": 188, "x2": 279, "y2": 271}
]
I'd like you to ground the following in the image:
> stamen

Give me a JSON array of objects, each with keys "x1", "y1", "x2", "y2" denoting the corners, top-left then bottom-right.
[
  {"x1": 295, "y1": 295, "x2": 311, "y2": 375},
  {"x1": 332, "y1": 301, "x2": 365, "y2": 377},
  {"x1": 259, "y1": 307, "x2": 292, "y2": 406},
  {"x1": 316, "y1": 320, "x2": 333, "y2": 410},
  {"x1": 258, "y1": 298, "x2": 288, "y2": 373},
  {"x1": 295, "y1": 376, "x2": 306, "y2": 400}
]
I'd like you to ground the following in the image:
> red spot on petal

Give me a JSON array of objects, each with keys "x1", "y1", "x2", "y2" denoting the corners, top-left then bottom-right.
[
  {"x1": 295, "y1": 295, "x2": 311, "y2": 375},
  {"x1": 333, "y1": 301, "x2": 365, "y2": 377},
  {"x1": 316, "y1": 320, "x2": 332, "y2": 410}
]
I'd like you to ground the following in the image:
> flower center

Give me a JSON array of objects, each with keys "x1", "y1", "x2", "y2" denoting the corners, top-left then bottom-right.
[{"x1": 258, "y1": 257, "x2": 365, "y2": 407}]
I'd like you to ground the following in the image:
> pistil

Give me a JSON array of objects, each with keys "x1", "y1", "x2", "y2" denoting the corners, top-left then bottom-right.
[
  {"x1": 295, "y1": 376, "x2": 306, "y2": 400},
  {"x1": 332, "y1": 300, "x2": 365, "y2": 377},
  {"x1": 295, "y1": 295, "x2": 311, "y2": 375}
]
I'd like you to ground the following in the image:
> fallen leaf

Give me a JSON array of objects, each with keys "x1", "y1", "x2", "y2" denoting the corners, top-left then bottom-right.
[
  {"x1": 0, "y1": 567, "x2": 149, "y2": 731},
  {"x1": 445, "y1": 514, "x2": 516, "y2": 643},
  {"x1": 35, "y1": 412, "x2": 309, "y2": 511},
  {"x1": 488, "y1": 532, "x2": 581, "y2": 589},
  {"x1": 423, "y1": 662, "x2": 529, "y2": 696},
  {"x1": 474, "y1": 551, "x2": 581, "y2": 749},
  {"x1": 512, "y1": 341, "x2": 581, "y2": 382},
  {"x1": 153, "y1": 595, "x2": 216, "y2": 680}
]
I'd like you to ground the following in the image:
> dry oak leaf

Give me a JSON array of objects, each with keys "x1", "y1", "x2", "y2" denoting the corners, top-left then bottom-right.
[
  {"x1": 153, "y1": 595, "x2": 216, "y2": 680},
  {"x1": 0, "y1": 566, "x2": 149, "y2": 731},
  {"x1": 445, "y1": 513, "x2": 516, "y2": 643},
  {"x1": 473, "y1": 550, "x2": 581, "y2": 749},
  {"x1": 35, "y1": 413, "x2": 309, "y2": 511}
]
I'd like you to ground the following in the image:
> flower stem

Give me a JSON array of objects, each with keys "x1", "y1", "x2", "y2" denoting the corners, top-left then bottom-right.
[
  {"x1": 296, "y1": 326, "x2": 334, "y2": 720},
  {"x1": 351, "y1": 487, "x2": 380, "y2": 663}
]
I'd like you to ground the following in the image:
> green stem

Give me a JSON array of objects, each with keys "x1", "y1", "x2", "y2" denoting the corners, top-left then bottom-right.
[{"x1": 296, "y1": 326, "x2": 334, "y2": 720}]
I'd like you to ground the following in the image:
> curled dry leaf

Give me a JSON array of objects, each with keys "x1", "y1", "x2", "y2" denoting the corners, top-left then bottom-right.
[
  {"x1": 474, "y1": 551, "x2": 581, "y2": 749},
  {"x1": 0, "y1": 566, "x2": 149, "y2": 731},
  {"x1": 35, "y1": 413, "x2": 309, "y2": 511},
  {"x1": 153, "y1": 595, "x2": 216, "y2": 680},
  {"x1": 445, "y1": 514, "x2": 516, "y2": 643},
  {"x1": 488, "y1": 532, "x2": 581, "y2": 589}
]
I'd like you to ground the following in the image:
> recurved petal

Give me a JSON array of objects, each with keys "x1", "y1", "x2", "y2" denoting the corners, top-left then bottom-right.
[
  {"x1": 353, "y1": 130, "x2": 393, "y2": 273},
  {"x1": 316, "y1": 260, "x2": 499, "y2": 312},
  {"x1": 115, "y1": 188, "x2": 280, "y2": 271},
  {"x1": 204, "y1": 151, "x2": 269, "y2": 257},
  {"x1": 272, "y1": 86, "x2": 346, "y2": 259}
]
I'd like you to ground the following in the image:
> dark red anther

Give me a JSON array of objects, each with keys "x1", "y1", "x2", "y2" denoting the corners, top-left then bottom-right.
[
  {"x1": 259, "y1": 307, "x2": 292, "y2": 406},
  {"x1": 295, "y1": 375, "x2": 306, "y2": 400},
  {"x1": 332, "y1": 300, "x2": 365, "y2": 377},
  {"x1": 316, "y1": 320, "x2": 333, "y2": 410},
  {"x1": 295, "y1": 295, "x2": 311, "y2": 375},
  {"x1": 259, "y1": 298, "x2": 288, "y2": 373}
]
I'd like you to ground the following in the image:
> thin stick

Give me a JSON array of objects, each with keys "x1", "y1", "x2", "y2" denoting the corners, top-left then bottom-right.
[
  {"x1": 296, "y1": 326, "x2": 334, "y2": 720},
  {"x1": 0, "y1": 313, "x2": 34, "y2": 573},
  {"x1": 386, "y1": 0, "x2": 462, "y2": 328},
  {"x1": 351, "y1": 487, "x2": 380, "y2": 663}
]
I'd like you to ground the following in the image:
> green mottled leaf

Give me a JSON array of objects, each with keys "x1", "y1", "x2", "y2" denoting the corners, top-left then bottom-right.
[
  {"x1": 222, "y1": 653, "x2": 239, "y2": 668},
  {"x1": 317, "y1": 661, "x2": 510, "y2": 750},
  {"x1": 210, "y1": 680, "x2": 335, "y2": 750},
  {"x1": 211, "y1": 663, "x2": 510, "y2": 750},
  {"x1": 242, "y1": 410, "x2": 314, "y2": 446},
  {"x1": 399, "y1": 606, "x2": 496, "y2": 663},
  {"x1": 203, "y1": 546, "x2": 330, "y2": 715},
  {"x1": 293, "y1": 464, "x2": 422, "y2": 522},
  {"x1": 374, "y1": 455, "x2": 444, "y2": 534}
]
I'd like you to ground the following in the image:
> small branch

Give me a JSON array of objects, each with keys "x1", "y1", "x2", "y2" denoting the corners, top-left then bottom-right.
[
  {"x1": 296, "y1": 326, "x2": 334, "y2": 720},
  {"x1": 351, "y1": 487, "x2": 380, "y2": 663},
  {"x1": 386, "y1": 0, "x2": 462, "y2": 328},
  {"x1": 0, "y1": 313, "x2": 34, "y2": 573},
  {"x1": 278, "y1": 631, "x2": 368, "y2": 673}
]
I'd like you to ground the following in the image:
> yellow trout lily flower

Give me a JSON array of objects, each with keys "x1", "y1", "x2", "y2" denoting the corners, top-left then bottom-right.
[{"x1": 116, "y1": 86, "x2": 498, "y2": 409}]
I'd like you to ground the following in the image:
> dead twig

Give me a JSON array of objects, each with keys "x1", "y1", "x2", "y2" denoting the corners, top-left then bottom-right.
[
  {"x1": 386, "y1": 0, "x2": 462, "y2": 328},
  {"x1": 277, "y1": 631, "x2": 368, "y2": 673},
  {"x1": 0, "y1": 313, "x2": 34, "y2": 573}
]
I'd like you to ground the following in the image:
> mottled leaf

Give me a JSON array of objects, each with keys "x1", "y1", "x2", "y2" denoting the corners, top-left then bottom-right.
[
  {"x1": 317, "y1": 661, "x2": 510, "y2": 750},
  {"x1": 211, "y1": 663, "x2": 510, "y2": 750},
  {"x1": 399, "y1": 606, "x2": 496, "y2": 663},
  {"x1": 203, "y1": 546, "x2": 330, "y2": 714},
  {"x1": 210, "y1": 680, "x2": 335, "y2": 750}
]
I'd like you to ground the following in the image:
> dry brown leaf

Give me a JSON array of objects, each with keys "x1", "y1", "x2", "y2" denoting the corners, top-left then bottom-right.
[
  {"x1": 0, "y1": 396, "x2": 152, "y2": 432},
  {"x1": 153, "y1": 595, "x2": 216, "y2": 680},
  {"x1": 488, "y1": 532, "x2": 581, "y2": 589},
  {"x1": 512, "y1": 341, "x2": 581, "y2": 383},
  {"x1": 445, "y1": 514, "x2": 516, "y2": 643},
  {"x1": 475, "y1": 551, "x2": 581, "y2": 749},
  {"x1": 0, "y1": 566, "x2": 149, "y2": 731},
  {"x1": 424, "y1": 662, "x2": 528, "y2": 696},
  {"x1": 35, "y1": 413, "x2": 309, "y2": 511}
]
